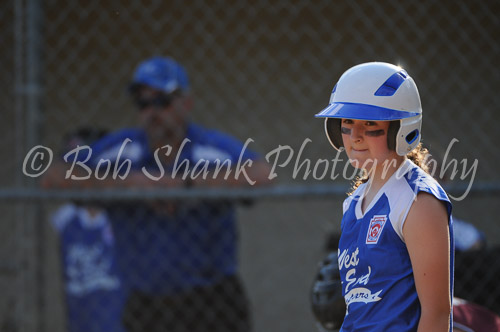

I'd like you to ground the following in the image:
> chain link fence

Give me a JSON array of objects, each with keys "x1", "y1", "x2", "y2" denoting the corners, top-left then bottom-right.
[{"x1": 2, "y1": 0, "x2": 500, "y2": 331}]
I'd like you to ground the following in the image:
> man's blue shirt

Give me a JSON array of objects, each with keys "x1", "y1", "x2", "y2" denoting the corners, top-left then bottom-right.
[{"x1": 82, "y1": 123, "x2": 258, "y2": 294}]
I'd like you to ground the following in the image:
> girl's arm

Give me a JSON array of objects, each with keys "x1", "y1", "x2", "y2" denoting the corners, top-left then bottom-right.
[{"x1": 403, "y1": 192, "x2": 451, "y2": 332}]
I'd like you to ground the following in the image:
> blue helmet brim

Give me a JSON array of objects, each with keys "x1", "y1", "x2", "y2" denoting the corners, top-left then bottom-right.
[{"x1": 315, "y1": 102, "x2": 420, "y2": 121}]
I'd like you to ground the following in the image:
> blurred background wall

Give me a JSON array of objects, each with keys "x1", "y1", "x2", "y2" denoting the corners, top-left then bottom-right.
[{"x1": 1, "y1": 1, "x2": 499, "y2": 331}]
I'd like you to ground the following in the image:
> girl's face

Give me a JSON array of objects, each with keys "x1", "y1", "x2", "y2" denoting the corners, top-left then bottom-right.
[{"x1": 341, "y1": 119, "x2": 398, "y2": 170}]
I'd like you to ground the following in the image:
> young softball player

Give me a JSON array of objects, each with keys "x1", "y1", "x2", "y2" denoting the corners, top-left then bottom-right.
[{"x1": 316, "y1": 62, "x2": 454, "y2": 332}]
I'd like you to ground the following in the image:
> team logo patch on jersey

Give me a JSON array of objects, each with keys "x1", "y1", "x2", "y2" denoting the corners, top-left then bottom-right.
[{"x1": 366, "y1": 215, "x2": 387, "y2": 244}]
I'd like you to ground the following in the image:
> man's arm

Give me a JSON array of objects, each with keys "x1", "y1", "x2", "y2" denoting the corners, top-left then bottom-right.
[
  {"x1": 40, "y1": 158, "x2": 272, "y2": 190},
  {"x1": 189, "y1": 159, "x2": 273, "y2": 188},
  {"x1": 40, "y1": 160, "x2": 183, "y2": 189}
]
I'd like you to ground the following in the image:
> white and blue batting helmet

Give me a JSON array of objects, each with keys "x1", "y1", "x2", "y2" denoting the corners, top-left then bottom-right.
[{"x1": 315, "y1": 62, "x2": 422, "y2": 156}]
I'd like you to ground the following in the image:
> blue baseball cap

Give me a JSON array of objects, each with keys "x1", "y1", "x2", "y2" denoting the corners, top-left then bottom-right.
[{"x1": 129, "y1": 56, "x2": 190, "y2": 94}]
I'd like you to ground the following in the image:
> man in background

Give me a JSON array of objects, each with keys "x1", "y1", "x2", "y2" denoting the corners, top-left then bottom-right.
[{"x1": 43, "y1": 56, "x2": 272, "y2": 332}]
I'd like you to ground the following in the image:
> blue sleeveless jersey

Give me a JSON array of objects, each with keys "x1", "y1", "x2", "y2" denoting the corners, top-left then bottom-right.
[
  {"x1": 51, "y1": 204, "x2": 126, "y2": 332},
  {"x1": 338, "y1": 159, "x2": 454, "y2": 332}
]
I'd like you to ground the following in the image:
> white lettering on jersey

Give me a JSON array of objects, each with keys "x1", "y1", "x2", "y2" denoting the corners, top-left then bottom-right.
[
  {"x1": 66, "y1": 243, "x2": 120, "y2": 296},
  {"x1": 338, "y1": 247, "x2": 360, "y2": 270},
  {"x1": 345, "y1": 287, "x2": 382, "y2": 305},
  {"x1": 345, "y1": 266, "x2": 372, "y2": 293},
  {"x1": 339, "y1": 247, "x2": 384, "y2": 307}
]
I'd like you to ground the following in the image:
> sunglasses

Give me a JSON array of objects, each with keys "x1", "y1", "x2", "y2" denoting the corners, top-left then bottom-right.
[{"x1": 134, "y1": 93, "x2": 177, "y2": 111}]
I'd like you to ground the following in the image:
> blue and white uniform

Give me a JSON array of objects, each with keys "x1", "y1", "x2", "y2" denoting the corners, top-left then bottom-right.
[
  {"x1": 338, "y1": 159, "x2": 454, "y2": 332},
  {"x1": 51, "y1": 204, "x2": 126, "y2": 332}
]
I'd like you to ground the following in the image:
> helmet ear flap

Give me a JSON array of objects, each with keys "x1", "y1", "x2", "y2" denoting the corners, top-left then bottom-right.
[
  {"x1": 325, "y1": 118, "x2": 343, "y2": 151},
  {"x1": 387, "y1": 120, "x2": 400, "y2": 151}
]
